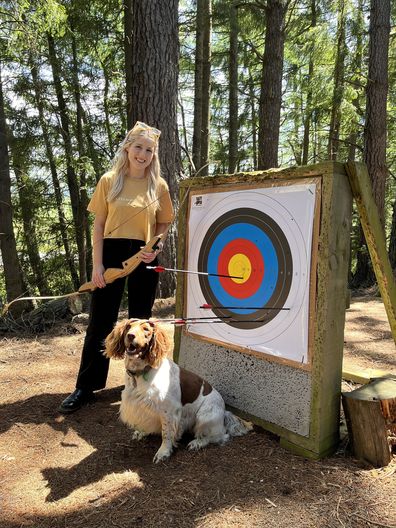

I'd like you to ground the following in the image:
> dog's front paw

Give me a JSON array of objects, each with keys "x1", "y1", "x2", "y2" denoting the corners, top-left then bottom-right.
[
  {"x1": 153, "y1": 446, "x2": 172, "y2": 463},
  {"x1": 187, "y1": 438, "x2": 203, "y2": 451},
  {"x1": 132, "y1": 430, "x2": 147, "y2": 441}
]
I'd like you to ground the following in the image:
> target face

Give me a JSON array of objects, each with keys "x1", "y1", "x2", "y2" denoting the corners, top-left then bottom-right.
[
  {"x1": 186, "y1": 183, "x2": 318, "y2": 365},
  {"x1": 198, "y1": 208, "x2": 293, "y2": 328}
]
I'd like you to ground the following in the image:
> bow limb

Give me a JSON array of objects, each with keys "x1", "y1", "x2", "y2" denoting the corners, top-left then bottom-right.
[{"x1": 78, "y1": 234, "x2": 163, "y2": 293}]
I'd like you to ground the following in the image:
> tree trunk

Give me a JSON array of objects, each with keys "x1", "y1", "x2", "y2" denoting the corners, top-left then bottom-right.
[
  {"x1": 103, "y1": 65, "x2": 115, "y2": 157},
  {"x1": 199, "y1": 0, "x2": 211, "y2": 175},
  {"x1": 389, "y1": 199, "x2": 396, "y2": 275},
  {"x1": 347, "y1": 0, "x2": 364, "y2": 285},
  {"x1": 47, "y1": 33, "x2": 86, "y2": 285},
  {"x1": 347, "y1": 0, "x2": 364, "y2": 162},
  {"x1": 248, "y1": 68, "x2": 258, "y2": 170},
  {"x1": 192, "y1": 0, "x2": 211, "y2": 176},
  {"x1": 291, "y1": 72, "x2": 302, "y2": 165},
  {"x1": 11, "y1": 149, "x2": 51, "y2": 296},
  {"x1": 327, "y1": 0, "x2": 346, "y2": 160},
  {"x1": 302, "y1": 0, "x2": 316, "y2": 165},
  {"x1": 70, "y1": 26, "x2": 91, "y2": 279},
  {"x1": 127, "y1": 0, "x2": 180, "y2": 298},
  {"x1": 0, "y1": 63, "x2": 32, "y2": 316},
  {"x1": 81, "y1": 106, "x2": 103, "y2": 182},
  {"x1": 124, "y1": 0, "x2": 133, "y2": 130},
  {"x1": 116, "y1": 83, "x2": 128, "y2": 135},
  {"x1": 352, "y1": 0, "x2": 390, "y2": 287},
  {"x1": 258, "y1": 0, "x2": 287, "y2": 170},
  {"x1": 192, "y1": 1, "x2": 203, "y2": 173},
  {"x1": 178, "y1": 93, "x2": 192, "y2": 177},
  {"x1": 312, "y1": 108, "x2": 318, "y2": 162},
  {"x1": 29, "y1": 58, "x2": 80, "y2": 289},
  {"x1": 228, "y1": 1, "x2": 239, "y2": 174},
  {"x1": 364, "y1": 0, "x2": 390, "y2": 227}
]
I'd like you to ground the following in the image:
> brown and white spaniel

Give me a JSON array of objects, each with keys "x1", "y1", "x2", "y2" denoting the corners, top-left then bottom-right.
[{"x1": 105, "y1": 318, "x2": 251, "y2": 463}]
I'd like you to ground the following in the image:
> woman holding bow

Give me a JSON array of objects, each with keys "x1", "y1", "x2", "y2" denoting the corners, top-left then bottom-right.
[{"x1": 59, "y1": 122, "x2": 174, "y2": 413}]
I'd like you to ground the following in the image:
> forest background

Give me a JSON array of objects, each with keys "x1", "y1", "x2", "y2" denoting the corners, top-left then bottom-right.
[{"x1": 0, "y1": 0, "x2": 394, "y2": 317}]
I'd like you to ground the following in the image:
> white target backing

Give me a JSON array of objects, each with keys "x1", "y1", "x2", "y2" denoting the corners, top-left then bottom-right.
[{"x1": 185, "y1": 182, "x2": 318, "y2": 365}]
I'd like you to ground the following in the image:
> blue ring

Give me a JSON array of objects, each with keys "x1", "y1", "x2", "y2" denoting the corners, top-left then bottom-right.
[{"x1": 207, "y1": 223, "x2": 278, "y2": 314}]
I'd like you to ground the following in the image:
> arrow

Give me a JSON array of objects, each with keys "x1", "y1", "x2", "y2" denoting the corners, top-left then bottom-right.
[
  {"x1": 149, "y1": 315, "x2": 292, "y2": 326},
  {"x1": 151, "y1": 316, "x2": 231, "y2": 326},
  {"x1": 200, "y1": 303, "x2": 290, "y2": 311},
  {"x1": 146, "y1": 266, "x2": 243, "y2": 280},
  {"x1": 171, "y1": 318, "x2": 227, "y2": 326}
]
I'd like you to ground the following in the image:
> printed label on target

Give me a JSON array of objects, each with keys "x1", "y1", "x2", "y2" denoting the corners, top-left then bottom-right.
[{"x1": 185, "y1": 183, "x2": 318, "y2": 365}]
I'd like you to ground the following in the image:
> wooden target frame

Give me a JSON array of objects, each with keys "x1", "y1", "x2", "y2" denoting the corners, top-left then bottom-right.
[{"x1": 174, "y1": 163, "x2": 353, "y2": 459}]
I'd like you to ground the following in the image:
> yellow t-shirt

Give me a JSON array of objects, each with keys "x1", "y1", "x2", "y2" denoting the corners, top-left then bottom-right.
[{"x1": 87, "y1": 172, "x2": 174, "y2": 241}]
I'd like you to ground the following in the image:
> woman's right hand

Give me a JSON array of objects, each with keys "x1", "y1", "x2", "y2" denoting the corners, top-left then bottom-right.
[{"x1": 92, "y1": 264, "x2": 106, "y2": 289}]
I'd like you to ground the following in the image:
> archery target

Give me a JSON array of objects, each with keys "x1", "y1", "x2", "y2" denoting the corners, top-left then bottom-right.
[
  {"x1": 198, "y1": 208, "x2": 293, "y2": 328},
  {"x1": 186, "y1": 183, "x2": 318, "y2": 364}
]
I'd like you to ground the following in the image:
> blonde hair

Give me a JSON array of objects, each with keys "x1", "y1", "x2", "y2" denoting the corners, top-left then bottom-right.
[{"x1": 107, "y1": 122, "x2": 162, "y2": 208}]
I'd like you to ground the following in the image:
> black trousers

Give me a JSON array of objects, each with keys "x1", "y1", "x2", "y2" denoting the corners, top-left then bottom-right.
[{"x1": 76, "y1": 238, "x2": 159, "y2": 391}]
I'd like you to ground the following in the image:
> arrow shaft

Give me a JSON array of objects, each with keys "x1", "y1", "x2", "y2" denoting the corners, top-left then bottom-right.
[
  {"x1": 153, "y1": 316, "x2": 231, "y2": 323},
  {"x1": 173, "y1": 320, "x2": 225, "y2": 325},
  {"x1": 147, "y1": 266, "x2": 243, "y2": 280},
  {"x1": 201, "y1": 305, "x2": 290, "y2": 311}
]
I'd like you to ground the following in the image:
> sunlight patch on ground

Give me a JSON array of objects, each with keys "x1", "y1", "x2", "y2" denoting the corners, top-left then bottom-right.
[
  {"x1": 3, "y1": 463, "x2": 143, "y2": 522},
  {"x1": 194, "y1": 501, "x2": 321, "y2": 527}
]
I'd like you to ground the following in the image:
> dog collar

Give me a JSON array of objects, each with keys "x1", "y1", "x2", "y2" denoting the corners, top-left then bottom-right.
[{"x1": 127, "y1": 365, "x2": 152, "y2": 381}]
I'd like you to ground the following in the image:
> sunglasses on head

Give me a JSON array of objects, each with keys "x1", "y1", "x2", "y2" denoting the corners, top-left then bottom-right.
[{"x1": 132, "y1": 121, "x2": 161, "y2": 139}]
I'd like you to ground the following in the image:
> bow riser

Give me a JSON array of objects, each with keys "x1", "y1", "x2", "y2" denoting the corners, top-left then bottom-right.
[{"x1": 78, "y1": 235, "x2": 163, "y2": 293}]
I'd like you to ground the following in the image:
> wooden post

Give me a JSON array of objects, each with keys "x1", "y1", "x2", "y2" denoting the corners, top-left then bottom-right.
[{"x1": 345, "y1": 161, "x2": 396, "y2": 346}]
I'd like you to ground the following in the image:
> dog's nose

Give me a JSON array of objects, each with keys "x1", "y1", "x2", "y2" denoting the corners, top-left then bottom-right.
[{"x1": 126, "y1": 333, "x2": 135, "y2": 343}]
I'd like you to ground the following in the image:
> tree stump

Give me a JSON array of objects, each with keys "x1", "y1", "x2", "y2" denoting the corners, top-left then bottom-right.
[{"x1": 342, "y1": 377, "x2": 396, "y2": 467}]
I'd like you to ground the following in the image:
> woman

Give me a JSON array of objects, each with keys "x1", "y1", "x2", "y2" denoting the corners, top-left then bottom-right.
[{"x1": 59, "y1": 121, "x2": 174, "y2": 413}]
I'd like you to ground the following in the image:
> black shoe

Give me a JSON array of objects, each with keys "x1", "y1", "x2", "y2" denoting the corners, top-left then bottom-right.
[{"x1": 58, "y1": 388, "x2": 94, "y2": 414}]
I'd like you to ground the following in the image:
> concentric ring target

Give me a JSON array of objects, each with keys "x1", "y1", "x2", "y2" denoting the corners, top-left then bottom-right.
[
  {"x1": 198, "y1": 208, "x2": 293, "y2": 329},
  {"x1": 186, "y1": 184, "x2": 316, "y2": 363}
]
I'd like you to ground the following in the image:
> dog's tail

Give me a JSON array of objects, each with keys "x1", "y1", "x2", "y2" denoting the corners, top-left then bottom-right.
[{"x1": 224, "y1": 411, "x2": 253, "y2": 437}]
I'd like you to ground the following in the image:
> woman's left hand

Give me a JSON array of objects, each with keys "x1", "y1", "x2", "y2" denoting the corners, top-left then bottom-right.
[
  {"x1": 140, "y1": 249, "x2": 160, "y2": 264},
  {"x1": 140, "y1": 239, "x2": 163, "y2": 264}
]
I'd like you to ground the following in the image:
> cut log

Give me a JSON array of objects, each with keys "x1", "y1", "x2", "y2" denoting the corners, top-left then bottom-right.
[
  {"x1": 342, "y1": 377, "x2": 396, "y2": 467},
  {"x1": 0, "y1": 294, "x2": 85, "y2": 333}
]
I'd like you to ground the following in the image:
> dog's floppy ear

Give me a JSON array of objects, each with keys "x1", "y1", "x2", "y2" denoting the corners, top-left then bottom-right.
[
  {"x1": 148, "y1": 322, "x2": 171, "y2": 368},
  {"x1": 104, "y1": 319, "x2": 131, "y2": 359}
]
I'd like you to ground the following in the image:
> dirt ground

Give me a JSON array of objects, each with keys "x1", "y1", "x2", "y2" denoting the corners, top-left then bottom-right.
[{"x1": 0, "y1": 295, "x2": 395, "y2": 528}]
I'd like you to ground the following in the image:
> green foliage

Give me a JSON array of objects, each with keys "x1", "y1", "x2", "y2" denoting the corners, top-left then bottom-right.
[
  {"x1": 0, "y1": 0, "x2": 395, "y2": 299},
  {"x1": 7, "y1": 0, "x2": 68, "y2": 54}
]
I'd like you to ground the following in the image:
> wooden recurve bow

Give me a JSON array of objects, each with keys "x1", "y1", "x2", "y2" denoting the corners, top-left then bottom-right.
[{"x1": 78, "y1": 234, "x2": 163, "y2": 293}]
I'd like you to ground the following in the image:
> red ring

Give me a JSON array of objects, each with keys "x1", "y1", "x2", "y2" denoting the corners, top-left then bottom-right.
[{"x1": 218, "y1": 239, "x2": 264, "y2": 298}]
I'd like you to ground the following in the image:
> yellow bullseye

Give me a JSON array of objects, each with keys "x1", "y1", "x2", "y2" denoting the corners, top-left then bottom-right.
[{"x1": 228, "y1": 254, "x2": 251, "y2": 284}]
